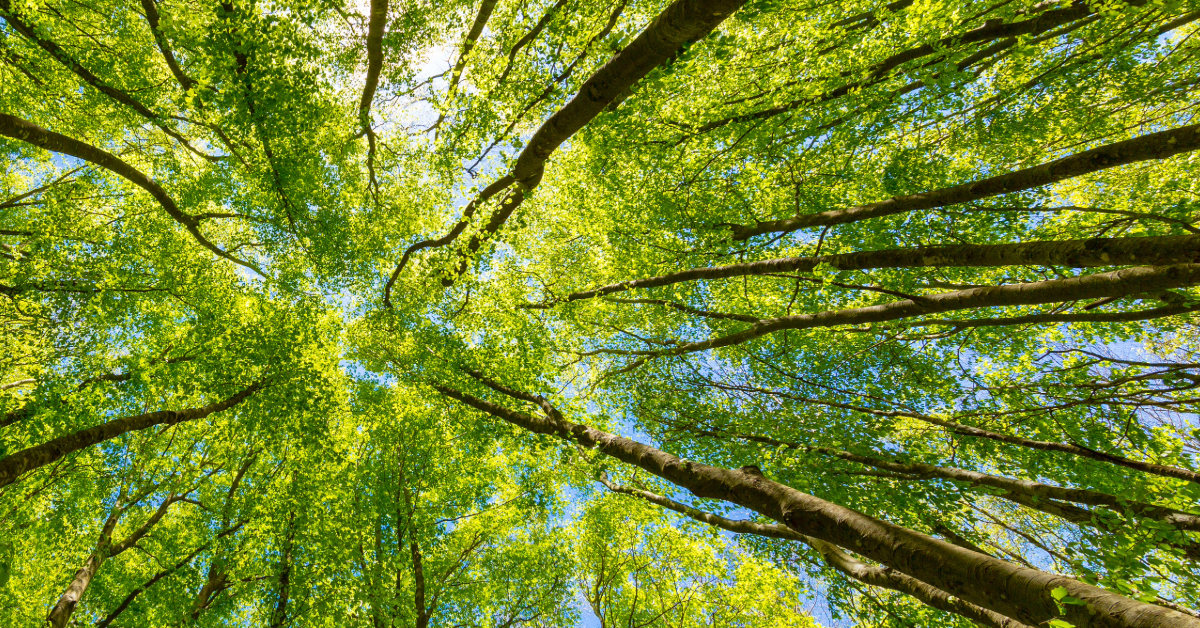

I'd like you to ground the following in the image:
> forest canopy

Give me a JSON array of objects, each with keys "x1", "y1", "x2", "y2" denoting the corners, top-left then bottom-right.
[{"x1": 3, "y1": 0, "x2": 1200, "y2": 626}]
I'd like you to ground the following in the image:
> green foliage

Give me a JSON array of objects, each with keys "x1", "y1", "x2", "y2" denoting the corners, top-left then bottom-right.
[{"x1": 3, "y1": 0, "x2": 1200, "y2": 625}]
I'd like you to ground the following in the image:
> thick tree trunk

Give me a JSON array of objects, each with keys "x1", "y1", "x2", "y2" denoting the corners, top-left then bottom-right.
[
  {"x1": 599, "y1": 478, "x2": 1036, "y2": 628},
  {"x1": 434, "y1": 382, "x2": 1200, "y2": 628},
  {"x1": 0, "y1": 381, "x2": 264, "y2": 488}
]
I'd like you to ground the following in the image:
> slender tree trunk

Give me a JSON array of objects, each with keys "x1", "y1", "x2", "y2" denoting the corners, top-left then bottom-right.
[
  {"x1": 46, "y1": 509, "x2": 120, "y2": 628},
  {"x1": 548, "y1": 234, "x2": 1200, "y2": 304},
  {"x1": 411, "y1": 541, "x2": 428, "y2": 628},
  {"x1": 97, "y1": 522, "x2": 243, "y2": 628},
  {"x1": 0, "y1": 381, "x2": 264, "y2": 488},
  {"x1": 434, "y1": 381, "x2": 1200, "y2": 628},
  {"x1": 268, "y1": 514, "x2": 296, "y2": 628},
  {"x1": 731, "y1": 123, "x2": 1200, "y2": 239}
]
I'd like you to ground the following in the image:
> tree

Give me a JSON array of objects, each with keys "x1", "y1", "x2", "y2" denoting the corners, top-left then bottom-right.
[{"x1": 3, "y1": 0, "x2": 1200, "y2": 625}]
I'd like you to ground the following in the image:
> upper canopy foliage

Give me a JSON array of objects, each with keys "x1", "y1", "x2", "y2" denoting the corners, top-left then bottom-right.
[{"x1": 3, "y1": 0, "x2": 1200, "y2": 626}]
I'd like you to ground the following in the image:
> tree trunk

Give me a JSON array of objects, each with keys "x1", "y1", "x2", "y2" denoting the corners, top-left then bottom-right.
[
  {"x1": 434, "y1": 381, "x2": 1200, "y2": 628},
  {"x1": 0, "y1": 380, "x2": 264, "y2": 488}
]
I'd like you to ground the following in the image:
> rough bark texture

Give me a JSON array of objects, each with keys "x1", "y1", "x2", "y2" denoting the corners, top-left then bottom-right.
[
  {"x1": 600, "y1": 478, "x2": 1037, "y2": 628},
  {"x1": 543, "y1": 234, "x2": 1200, "y2": 304},
  {"x1": 434, "y1": 382, "x2": 1200, "y2": 628},
  {"x1": 730, "y1": 124, "x2": 1200, "y2": 239},
  {"x1": 0, "y1": 381, "x2": 264, "y2": 488},
  {"x1": 0, "y1": 113, "x2": 263, "y2": 274}
]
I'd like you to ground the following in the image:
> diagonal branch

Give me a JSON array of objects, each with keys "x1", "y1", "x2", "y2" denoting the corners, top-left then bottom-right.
[
  {"x1": 729, "y1": 124, "x2": 1200, "y2": 239},
  {"x1": 431, "y1": 381, "x2": 1198, "y2": 628},
  {"x1": 95, "y1": 521, "x2": 245, "y2": 628},
  {"x1": 0, "y1": 0, "x2": 212, "y2": 158},
  {"x1": 693, "y1": 0, "x2": 1119, "y2": 135},
  {"x1": 0, "y1": 379, "x2": 267, "y2": 489},
  {"x1": 139, "y1": 0, "x2": 197, "y2": 92},
  {"x1": 383, "y1": 0, "x2": 749, "y2": 298},
  {"x1": 597, "y1": 477, "x2": 1036, "y2": 628},
  {"x1": 0, "y1": 113, "x2": 267, "y2": 277}
]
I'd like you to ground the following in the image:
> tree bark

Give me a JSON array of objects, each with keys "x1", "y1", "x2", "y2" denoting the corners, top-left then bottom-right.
[
  {"x1": 46, "y1": 508, "x2": 120, "y2": 628},
  {"x1": 433, "y1": 381, "x2": 1200, "y2": 628},
  {"x1": 47, "y1": 490, "x2": 184, "y2": 627},
  {"x1": 0, "y1": 113, "x2": 264, "y2": 275},
  {"x1": 613, "y1": 264, "x2": 1200, "y2": 366},
  {"x1": 542, "y1": 234, "x2": 1200, "y2": 304},
  {"x1": 0, "y1": 380, "x2": 265, "y2": 488},
  {"x1": 411, "y1": 540, "x2": 429, "y2": 628},
  {"x1": 0, "y1": 0, "x2": 204, "y2": 153},
  {"x1": 730, "y1": 124, "x2": 1200, "y2": 239},
  {"x1": 139, "y1": 0, "x2": 196, "y2": 91},
  {"x1": 385, "y1": 0, "x2": 749, "y2": 294},
  {"x1": 443, "y1": 0, "x2": 498, "y2": 101},
  {"x1": 599, "y1": 478, "x2": 1037, "y2": 628},
  {"x1": 359, "y1": 0, "x2": 388, "y2": 124}
]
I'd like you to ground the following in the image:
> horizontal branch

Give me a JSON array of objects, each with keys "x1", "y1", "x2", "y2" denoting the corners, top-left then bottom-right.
[
  {"x1": 536, "y1": 234, "x2": 1200, "y2": 305},
  {"x1": 606, "y1": 264, "x2": 1200, "y2": 367}
]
